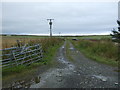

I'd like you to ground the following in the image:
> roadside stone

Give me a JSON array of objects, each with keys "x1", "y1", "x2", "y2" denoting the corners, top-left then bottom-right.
[
  {"x1": 89, "y1": 67, "x2": 92, "y2": 69},
  {"x1": 115, "y1": 82, "x2": 118, "y2": 85},
  {"x1": 80, "y1": 82, "x2": 83, "y2": 84},
  {"x1": 59, "y1": 74, "x2": 62, "y2": 77},
  {"x1": 92, "y1": 76, "x2": 95, "y2": 79},
  {"x1": 76, "y1": 51, "x2": 79, "y2": 53},
  {"x1": 102, "y1": 79, "x2": 107, "y2": 82},
  {"x1": 73, "y1": 71, "x2": 77, "y2": 73},
  {"x1": 93, "y1": 75, "x2": 107, "y2": 82}
]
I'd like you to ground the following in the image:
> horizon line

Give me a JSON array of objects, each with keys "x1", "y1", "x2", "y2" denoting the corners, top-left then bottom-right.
[{"x1": 1, "y1": 33, "x2": 110, "y2": 36}]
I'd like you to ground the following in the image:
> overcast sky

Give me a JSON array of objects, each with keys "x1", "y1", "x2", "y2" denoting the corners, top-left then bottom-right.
[{"x1": 2, "y1": 2, "x2": 118, "y2": 35}]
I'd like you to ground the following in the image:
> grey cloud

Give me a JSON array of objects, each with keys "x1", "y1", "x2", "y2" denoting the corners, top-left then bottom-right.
[{"x1": 2, "y1": 2, "x2": 118, "y2": 35}]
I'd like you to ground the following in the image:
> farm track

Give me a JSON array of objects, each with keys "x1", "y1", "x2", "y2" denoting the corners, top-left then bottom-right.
[
  {"x1": 31, "y1": 41, "x2": 118, "y2": 88},
  {"x1": 3, "y1": 41, "x2": 119, "y2": 88}
]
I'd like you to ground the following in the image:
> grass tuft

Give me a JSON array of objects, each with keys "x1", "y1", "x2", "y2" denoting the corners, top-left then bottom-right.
[{"x1": 66, "y1": 40, "x2": 74, "y2": 62}]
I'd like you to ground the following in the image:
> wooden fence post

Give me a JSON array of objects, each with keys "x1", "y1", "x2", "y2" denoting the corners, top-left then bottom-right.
[
  {"x1": 10, "y1": 50, "x2": 13, "y2": 68},
  {"x1": 12, "y1": 50, "x2": 18, "y2": 66}
]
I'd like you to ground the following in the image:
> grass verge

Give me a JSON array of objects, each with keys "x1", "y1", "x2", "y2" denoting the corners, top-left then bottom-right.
[
  {"x1": 72, "y1": 40, "x2": 118, "y2": 67},
  {"x1": 65, "y1": 40, "x2": 74, "y2": 62}
]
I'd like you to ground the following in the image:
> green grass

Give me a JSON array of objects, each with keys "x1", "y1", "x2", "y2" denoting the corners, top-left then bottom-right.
[
  {"x1": 39, "y1": 41, "x2": 64, "y2": 65},
  {"x1": 3, "y1": 65, "x2": 27, "y2": 76},
  {"x1": 66, "y1": 35, "x2": 112, "y2": 40},
  {"x1": 65, "y1": 41, "x2": 74, "y2": 62},
  {"x1": 72, "y1": 39, "x2": 118, "y2": 67},
  {"x1": 2, "y1": 38, "x2": 64, "y2": 77}
]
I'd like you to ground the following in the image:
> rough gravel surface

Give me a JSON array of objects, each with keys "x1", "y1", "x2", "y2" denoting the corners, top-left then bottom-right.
[
  {"x1": 3, "y1": 41, "x2": 119, "y2": 88},
  {"x1": 30, "y1": 41, "x2": 119, "y2": 88}
]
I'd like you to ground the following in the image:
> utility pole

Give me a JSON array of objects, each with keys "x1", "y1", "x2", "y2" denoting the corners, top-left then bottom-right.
[
  {"x1": 47, "y1": 19, "x2": 54, "y2": 37},
  {"x1": 59, "y1": 32, "x2": 61, "y2": 36}
]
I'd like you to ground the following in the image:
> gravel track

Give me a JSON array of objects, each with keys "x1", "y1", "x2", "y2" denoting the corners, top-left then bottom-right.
[
  {"x1": 30, "y1": 41, "x2": 119, "y2": 88},
  {"x1": 3, "y1": 41, "x2": 119, "y2": 88}
]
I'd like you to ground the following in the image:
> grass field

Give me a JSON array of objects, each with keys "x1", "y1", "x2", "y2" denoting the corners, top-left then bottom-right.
[
  {"x1": 1, "y1": 35, "x2": 111, "y2": 49},
  {"x1": 1, "y1": 36, "x2": 48, "y2": 49},
  {"x1": 64, "y1": 35, "x2": 112, "y2": 40}
]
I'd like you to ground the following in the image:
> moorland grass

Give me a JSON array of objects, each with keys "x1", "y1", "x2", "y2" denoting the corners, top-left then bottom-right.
[{"x1": 72, "y1": 39, "x2": 118, "y2": 67}]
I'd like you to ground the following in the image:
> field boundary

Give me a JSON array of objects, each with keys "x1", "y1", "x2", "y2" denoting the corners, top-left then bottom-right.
[{"x1": 0, "y1": 44, "x2": 43, "y2": 69}]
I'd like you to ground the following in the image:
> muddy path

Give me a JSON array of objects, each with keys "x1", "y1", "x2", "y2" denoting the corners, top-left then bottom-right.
[{"x1": 3, "y1": 41, "x2": 119, "y2": 88}]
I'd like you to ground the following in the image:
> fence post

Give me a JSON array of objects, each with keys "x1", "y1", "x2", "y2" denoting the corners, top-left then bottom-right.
[
  {"x1": 12, "y1": 50, "x2": 18, "y2": 66},
  {"x1": 16, "y1": 40, "x2": 21, "y2": 47},
  {"x1": 10, "y1": 50, "x2": 13, "y2": 68},
  {"x1": 38, "y1": 45, "x2": 43, "y2": 59}
]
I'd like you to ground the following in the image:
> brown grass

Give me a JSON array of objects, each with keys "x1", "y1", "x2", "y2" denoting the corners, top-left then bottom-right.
[
  {"x1": 1, "y1": 36, "x2": 64, "y2": 52},
  {"x1": 2, "y1": 36, "x2": 38, "y2": 49}
]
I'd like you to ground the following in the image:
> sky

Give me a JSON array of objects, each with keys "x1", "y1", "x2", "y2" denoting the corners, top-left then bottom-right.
[{"x1": 2, "y1": 2, "x2": 118, "y2": 36}]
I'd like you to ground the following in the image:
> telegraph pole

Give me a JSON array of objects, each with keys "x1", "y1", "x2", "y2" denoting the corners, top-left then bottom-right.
[
  {"x1": 59, "y1": 32, "x2": 61, "y2": 36},
  {"x1": 47, "y1": 19, "x2": 54, "y2": 37}
]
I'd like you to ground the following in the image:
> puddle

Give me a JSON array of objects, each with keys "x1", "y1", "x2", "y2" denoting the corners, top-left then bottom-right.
[{"x1": 92, "y1": 75, "x2": 107, "y2": 82}]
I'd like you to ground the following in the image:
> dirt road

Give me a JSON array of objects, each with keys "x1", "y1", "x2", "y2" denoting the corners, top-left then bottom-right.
[
  {"x1": 3, "y1": 41, "x2": 119, "y2": 88},
  {"x1": 30, "y1": 41, "x2": 118, "y2": 88}
]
